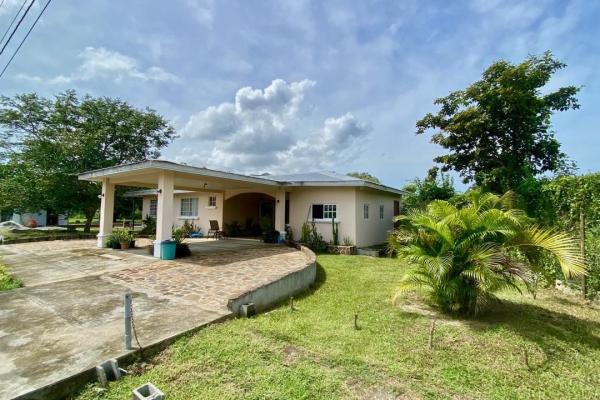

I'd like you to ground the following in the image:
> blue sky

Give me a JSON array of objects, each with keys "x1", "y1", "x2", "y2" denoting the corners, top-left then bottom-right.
[{"x1": 1, "y1": 0, "x2": 599, "y2": 189}]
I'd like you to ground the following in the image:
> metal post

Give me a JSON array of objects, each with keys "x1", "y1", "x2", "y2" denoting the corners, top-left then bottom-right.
[{"x1": 124, "y1": 293, "x2": 133, "y2": 350}]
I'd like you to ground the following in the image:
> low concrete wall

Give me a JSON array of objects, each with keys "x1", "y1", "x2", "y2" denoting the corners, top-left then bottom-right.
[{"x1": 228, "y1": 246, "x2": 317, "y2": 315}]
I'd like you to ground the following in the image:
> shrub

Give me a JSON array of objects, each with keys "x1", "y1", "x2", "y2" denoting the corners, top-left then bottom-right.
[
  {"x1": 389, "y1": 189, "x2": 585, "y2": 315},
  {"x1": 141, "y1": 216, "x2": 156, "y2": 235},
  {"x1": 0, "y1": 262, "x2": 22, "y2": 291}
]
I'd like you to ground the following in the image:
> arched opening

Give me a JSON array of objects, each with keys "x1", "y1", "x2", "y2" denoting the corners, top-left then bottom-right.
[{"x1": 223, "y1": 193, "x2": 275, "y2": 237}]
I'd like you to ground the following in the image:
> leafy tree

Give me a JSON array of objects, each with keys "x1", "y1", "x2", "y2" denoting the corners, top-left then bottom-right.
[
  {"x1": 416, "y1": 51, "x2": 580, "y2": 193},
  {"x1": 347, "y1": 171, "x2": 381, "y2": 184},
  {"x1": 389, "y1": 190, "x2": 585, "y2": 315},
  {"x1": 0, "y1": 90, "x2": 175, "y2": 231},
  {"x1": 401, "y1": 168, "x2": 456, "y2": 211}
]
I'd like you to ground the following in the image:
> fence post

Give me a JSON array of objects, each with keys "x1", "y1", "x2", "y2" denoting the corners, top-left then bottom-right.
[
  {"x1": 124, "y1": 293, "x2": 133, "y2": 350},
  {"x1": 580, "y1": 206, "x2": 587, "y2": 299}
]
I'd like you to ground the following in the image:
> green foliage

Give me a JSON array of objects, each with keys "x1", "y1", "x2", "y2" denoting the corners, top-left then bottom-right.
[
  {"x1": 284, "y1": 224, "x2": 294, "y2": 242},
  {"x1": 0, "y1": 262, "x2": 22, "y2": 291},
  {"x1": 224, "y1": 221, "x2": 243, "y2": 237},
  {"x1": 0, "y1": 91, "x2": 175, "y2": 231},
  {"x1": 141, "y1": 215, "x2": 156, "y2": 235},
  {"x1": 389, "y1": 190, "x2": 585, "y2": 315},
  {"x1": 300, "y1": 222, "x2": 311, "y2": 243},
  {"x1": 416, "y1": 51, "x2": 579, "y2": 193},
  {"x1": 342, "y1": 236, "x2": 353, "y2": 246},
  {"x1": 401, "y1": 168, "x2": 456, "y2": 211},
  {"x1": 331, "y1": 218, "x2": 339, "y2": 246},
  {"x1": 111, "y1": 229, "x2": 133, "y2": 244},
  {"x1": 346, "y1": 171, "x2": 381, "y2": 184},
  {"x1": 300, "y1": 221, "x2": 327, "y2": 252}
]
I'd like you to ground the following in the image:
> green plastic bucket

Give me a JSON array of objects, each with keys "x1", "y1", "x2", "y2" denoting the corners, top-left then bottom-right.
[{"x1": 160, "y1": 240, "x2": 176, "y2": 260}]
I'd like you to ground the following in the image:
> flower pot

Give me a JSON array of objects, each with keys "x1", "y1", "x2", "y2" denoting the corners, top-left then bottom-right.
[
  {"x1": 129, "y1": 240, "x2": 136, "y2": 248},
  {"x1": 110, "y1": 241, "x2": 121, "y2": 250},
  {"x1": 120, "y1": 242, "x2": 130, "y2": 250}
]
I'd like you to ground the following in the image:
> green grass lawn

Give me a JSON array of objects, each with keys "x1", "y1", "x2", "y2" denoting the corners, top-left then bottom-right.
[
  {"x1": 0, "y1": 262, "x2": 22, "y2": 291},
  {"x1": 74, "y1": 255, "x2": 600, "y2": 399}
]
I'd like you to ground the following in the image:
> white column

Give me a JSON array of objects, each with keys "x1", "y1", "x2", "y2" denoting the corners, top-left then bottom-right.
[
  {"x1": 154, "y1": 172, "x2": 174, "y2": 257},
  {"x1": 274, "y1": 188, "x2": 286, "y2": 239},
  {"x1": 97, "y1": 179, "x2": 115, "y2": 248}
]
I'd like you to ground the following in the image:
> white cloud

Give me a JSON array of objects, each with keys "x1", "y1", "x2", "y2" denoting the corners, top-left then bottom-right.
[
  {"x1": 38, "y1": 47, "x2": 180, "y2": 84},
  {"x1": 175, "y1": 79, "x2": 371, "y2": 172}
]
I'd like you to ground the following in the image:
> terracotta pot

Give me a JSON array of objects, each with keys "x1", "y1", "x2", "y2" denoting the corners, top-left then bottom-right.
[{"x1": 120, "y1": 242, "x2": 130, "y2": 250}]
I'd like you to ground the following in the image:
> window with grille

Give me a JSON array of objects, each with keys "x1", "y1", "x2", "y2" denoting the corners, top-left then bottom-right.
[
  {"x1": 364, "y1": 204, "x2": 369, "y2": 219},
  {"x1": 180, "y1": 198, "x2": 198, "y2": 217},
  {"x1": 149, "y1": 199, "x2": 157, "y2": 217},
  {"x1": 379, "y1": 205, "x2": 384, "y2": 219},
  {"x1": 208, "y1": 195, "x2": 217, "y2": 207},
  {"x1": 312, "y1": 204, "x2": 336, "y2": 220}
]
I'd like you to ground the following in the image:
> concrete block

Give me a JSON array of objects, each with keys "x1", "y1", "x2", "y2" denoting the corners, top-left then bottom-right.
[
  {"x1": 240, "y1": 303, "x2": 256, "y2": 317},
  {"x1": 132, "y1": 382, "x2": 165, "y2": 400},
  {"x1": 96, "y1": 359, "x2": 126, "y2": 387}
]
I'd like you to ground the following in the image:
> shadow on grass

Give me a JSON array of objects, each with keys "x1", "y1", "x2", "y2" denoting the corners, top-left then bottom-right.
[
  {"x1": 466, "y1": 299, "x2": 600, "y2": 367},
  {"x1": 294, "y1": 262, "x2": 327, "y2": 301}
]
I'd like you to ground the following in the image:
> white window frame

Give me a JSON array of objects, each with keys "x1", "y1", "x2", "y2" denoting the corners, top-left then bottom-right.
[
  {"x1": 207, "y1": 195, "x2": 217, "y2": 208},
  {"x1": 364, "y1": 203, "x2": 369, "y2": 219},
  {"x1": 180, "y1": 197, "x2": 199, "y2": 218},
  {"x1": 379, "y1": 205, "x2": 384, "y2": 220},
  {"x1": 149, "y1": 199, "x2": 157, "y2": 218},
  {"x1": 312, "y1": 203, "x2": 337, "y2": 221}
]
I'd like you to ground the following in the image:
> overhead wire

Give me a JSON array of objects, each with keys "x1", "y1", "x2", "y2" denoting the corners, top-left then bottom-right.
[{"x1": 0, "y1": 0, "x2": 52, "y2": 78}]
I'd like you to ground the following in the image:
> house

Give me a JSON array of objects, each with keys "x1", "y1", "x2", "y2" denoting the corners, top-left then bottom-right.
[
  {"x1": 10, "y1": 210, "x2": 67, "y2": 227},
  {"x1": 78, "y1": 160, "x2": 403, "y2": 257}
]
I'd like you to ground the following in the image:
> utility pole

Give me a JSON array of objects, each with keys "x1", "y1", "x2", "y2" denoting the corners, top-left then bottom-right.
[{"x1": 580, "y1": 206, "x2": 587, "y2": 299}]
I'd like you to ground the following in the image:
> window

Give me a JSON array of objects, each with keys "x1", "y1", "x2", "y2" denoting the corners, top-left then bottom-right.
[
  {"x1": 312, "y1": 204, "x2": 336, "y2": 220},
  {"x1": 364, "y1": 204, "x2": 369, "y2": 219},
  {"x1": 208, "y1": 195, "x2": 217, "y2": 207},
  {"x1": 180, "y1": 198, "x2": 198, "y2": 217},
  {"x1": 379, "y1": 205, "x2": 384, "y2": 220},
  {"x1": 324, "y1": 204, "x2": 336, "y2": 219},
  {"x1": 149, "y1": 199, "x2": 157, "y2": 217}
]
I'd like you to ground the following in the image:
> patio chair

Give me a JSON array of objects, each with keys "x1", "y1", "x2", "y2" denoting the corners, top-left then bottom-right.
[{"x1": 208, "y1": 220, "x2": 224, "y2": 239}]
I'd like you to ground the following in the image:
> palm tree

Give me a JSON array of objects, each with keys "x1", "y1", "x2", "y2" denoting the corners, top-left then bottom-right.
[{"x1": 389, "y1": 190, "x2": 585, "y2": 315}]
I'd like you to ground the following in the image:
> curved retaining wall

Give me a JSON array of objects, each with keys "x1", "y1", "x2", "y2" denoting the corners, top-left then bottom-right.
[{"x1": 228, "y1": 245, "x2": 317, "y2": 315}]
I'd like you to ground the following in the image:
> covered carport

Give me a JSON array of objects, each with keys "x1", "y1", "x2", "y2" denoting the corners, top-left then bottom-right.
[{"x1": 78, "y1": 160, "x2": 287, "y2": 257}]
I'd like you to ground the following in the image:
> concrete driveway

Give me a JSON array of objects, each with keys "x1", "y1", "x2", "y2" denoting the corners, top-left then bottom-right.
[{"x1": 0, "y1": 239, "x2": 312, "y2": 400}]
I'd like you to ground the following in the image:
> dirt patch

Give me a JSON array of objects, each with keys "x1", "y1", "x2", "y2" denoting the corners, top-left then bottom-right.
[
  {"x1": 344, "y1": 379, "x2": 420, "y2": 400},
  {"x1": 282, "y1": 344, "x2": 300, "y2": 366}
]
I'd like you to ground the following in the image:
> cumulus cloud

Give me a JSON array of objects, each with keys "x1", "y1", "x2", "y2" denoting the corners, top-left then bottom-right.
[
  {"x1": 175, "y1": 79, "x2": 371, "y2": 172},
  {"x1": 18, "y1": 47, "x2": 180, "y2": 84}
]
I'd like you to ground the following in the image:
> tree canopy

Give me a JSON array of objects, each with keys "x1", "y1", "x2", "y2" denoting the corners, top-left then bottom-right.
[
  {"x1": 0, "y1": 90, "x2": 175, "y2": 230},
  {"x1": 416, "y1": 51, "x2": 579, "y2": 193},
  {"x1": 347, "y1": 171, "x2": 381, "y2": 184},
  {"x1": 401, "y1": 168, "x2": 456, "y2": 211}
]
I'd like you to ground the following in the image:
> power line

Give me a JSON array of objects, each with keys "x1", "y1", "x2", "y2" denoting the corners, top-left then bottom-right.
[
  {"x1": 0, "y1": 0, "x2": 6, "y2": 10},
  {"x1": 0, "y1": 0, "x2": 35, "y2": 57},
  {"x1": 0, "y1": 0, "x2": 28, "y2": 48},
  {"x1": 0, "y1": 0, "x2": 51, "y2": 79}
]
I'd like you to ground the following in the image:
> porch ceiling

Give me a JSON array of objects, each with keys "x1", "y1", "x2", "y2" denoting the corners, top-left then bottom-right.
[{"x1": 78, "y1": 160, "x2": 280, "y2": 191}]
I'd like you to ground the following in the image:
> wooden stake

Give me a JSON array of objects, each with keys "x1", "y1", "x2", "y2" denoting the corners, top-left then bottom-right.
[
  {"x1": 354, "y1": 313, "x2": 359, "y2": 330},
  {"x1": 428, "y1": 319, "x2": 436, "y2": 350},
  {"x1": 580, "y1": 206, "x2": 587, "y2": 299}
]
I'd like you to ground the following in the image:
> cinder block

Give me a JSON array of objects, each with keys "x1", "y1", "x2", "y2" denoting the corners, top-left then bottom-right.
[
  {"x1": 132, "y1": 382, "x2": 165, "y2": 400},
  {"x1": 240, "y1": 302, "x2": 256, "y2": 317}
]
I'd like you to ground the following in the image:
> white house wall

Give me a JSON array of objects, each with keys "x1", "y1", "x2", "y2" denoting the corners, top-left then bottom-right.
[
  {"x1": 354, "y1": 188, "x2": 399, "y2": 247},
  {"x1": 287, "y1": 187, "x2": 357, "y2": 245},
  {"x1": 143, "y1": 192, "x2": 223, "y2": 236}
]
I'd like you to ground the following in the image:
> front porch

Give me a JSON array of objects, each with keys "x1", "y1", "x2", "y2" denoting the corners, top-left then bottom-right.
[{"x1": 79, "y1": 161, "x2": 289, "y2": 257}]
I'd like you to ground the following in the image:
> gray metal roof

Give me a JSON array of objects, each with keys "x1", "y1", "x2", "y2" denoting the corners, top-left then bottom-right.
[
  {"x1": 79, "y1": 160, "x2": 404, "y2": 195},
  {"x1": 261, "y1": 171, "x2": 359, "y2": 183}
]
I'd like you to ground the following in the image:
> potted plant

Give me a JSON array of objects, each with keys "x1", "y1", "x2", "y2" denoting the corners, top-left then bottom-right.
[
  {"x1": 107, "y1": 232, "x2": 120, "y2": 249},
  {"x1": 173, "y1": 227, "x2": 191, "y2": 257},
  {"x1": 114, "y1": 229, "x2": 132, "y2": 250}
]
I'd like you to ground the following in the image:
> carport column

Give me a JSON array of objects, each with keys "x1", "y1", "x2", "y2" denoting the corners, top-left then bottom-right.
[
  {"x1": 154, "y1": 171, "x2": 174, "y2": 257},
  {"x1": 274, "y1": 188, "x2": 286, "y2": 239},
  {"x1": 97, "y1": 179, "x2": 115, "y2": 248}
]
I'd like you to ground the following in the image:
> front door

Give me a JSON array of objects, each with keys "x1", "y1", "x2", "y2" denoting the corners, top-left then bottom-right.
[{"x1": 259, "y1": 200, "x2": 274, "y2": 231}]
